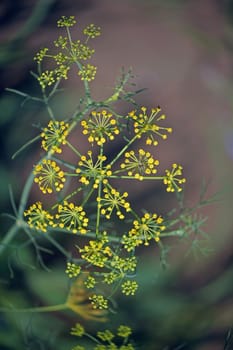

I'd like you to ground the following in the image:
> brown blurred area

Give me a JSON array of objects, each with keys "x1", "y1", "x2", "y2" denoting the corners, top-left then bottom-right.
[{"x1": 1, "y1": 0, "x2": 233, "y2": 349}]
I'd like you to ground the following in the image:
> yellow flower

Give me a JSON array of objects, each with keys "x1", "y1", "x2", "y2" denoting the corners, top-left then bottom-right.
[
  {"x1": 79, "y1": 239, "x2": 112, "y2": 268},
  {"x1": 65, "y1": 262, "x2": 81, "y2": 278},
  {"x1": 56, "y1": 201, "x2": 88, "y2": 234},
  {"x1": 41, "y1": 120, "x2": 69, "y2": 154},
  {"x1": 97, "y1": 187, "x2": 131, "y2": 220},
  {"x1": 122, "y1": 212, "x2": 165, "y2": 250},
  {"x1": 76, "y1": 151, "x2": 111, "y2": 188},
  {"x1": 24, "y1": 202, "x2": 55, "y2": 232},
  {"x1": 81, "y1": 110, "x2": 119, "y2": 146},
  {"x1": 163, "y1": 163, "x2": 186, "y2": 192},
  {"x1": 120, "y1": 148, "x2": 159, "y2": 179},
  {"x1": 121, "y1": 280, "x2": 138, "y2": 296},
  {"x1": 38, "y1": 70, "x2": 56, "y2": 89},
  {"x1": 128, "y1": 106, "x2": 172, "y2": 145},
  {"x1": 57, "y1": 15, "x2": 76, "y2": 27},
  {"x1": 89, "y1": 294, "x2": 108, "y2": 310},
  {"x1": 83, "y1": 24, "x2": 101, "y2": 39},
  {"x1": 78, "y1": 64, "x2": 97, "y2": 81},
  {"x1": 34, "y1": 159, "x2": 66, "y2": 194}
]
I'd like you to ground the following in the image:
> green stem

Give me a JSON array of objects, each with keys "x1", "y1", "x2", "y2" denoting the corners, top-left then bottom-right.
[
  {"x1": 160, "y1": 230, "x2": 185, "y2": 237},
  {"x1": 52, "y1": 187, "x2": 83, "y2": 210},
  {"x1": 95, "y1": 146, "x2": 104, "y2": 238},
  {"x1": 81, "y1": 186, "x2": 95, "y2": 207},
  {"x1": 0, "y1": 303, "x2": 67, "y2": 313},
  {"x1": 66, "y1": 141, "x2": 82, "y2": 157},
  {"x1": 109, "y1": 175, "x2": 164, "y2": 180},
  {"x1": 48, "y1": 78, "x2": 62, "y2": 99},
  {"x1": 50, "y1": 228, "x2": 121, "y2": 243},
  {"x1": 66, "y1": 27, "x2": 92, "y2": 104},
  {"x1": 43, "y1": 90, "x2": 55, "y2": 120},
  {"x1": 84, "y1": 332, "x2": 101, "y2": 344},
  {"x1": 109, "y1": 135, "x2": 138, "y2": 167},
  {"x1": 18, "y1": 171, "x2": 36, "y2": 218},
  {"x1": 0, "y1": 155, "x2": 45, "y2": 257},
  {"x1": 0, "y1": 223, "x2": 19, "y2": 256},
  {"x1": 12, "y1": 135, "x2": 41, "y2": 160},
  {"x1": 44, "y1": 234, "x2": 72, "y2": 259}
]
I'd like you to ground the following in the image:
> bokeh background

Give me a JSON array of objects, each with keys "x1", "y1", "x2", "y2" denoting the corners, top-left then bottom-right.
[{"x1": 0, "y1": 0, "x2": 233, "y2": 349}]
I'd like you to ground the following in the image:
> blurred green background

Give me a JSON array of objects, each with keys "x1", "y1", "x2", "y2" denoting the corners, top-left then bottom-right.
[{"x1": 0, "y1": 0, "x2": 233, "y2": 349}]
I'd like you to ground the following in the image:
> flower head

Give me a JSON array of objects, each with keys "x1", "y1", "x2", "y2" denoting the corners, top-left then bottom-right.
[
  {"x1": 97, "y1": 187, "x2": 131, "y2": 220},
  {"x1": 34, "y1": 48, "x2": 48, "y2": 63},
  {"x1": 76, "y1": 151, "x2": 111, "y2": 188},
  {"x1": 34, "y1": 159, "x2": 66, "y2": 194},
  {"x1": 117, "y1": 325, "x2": 132, "y2": 338},
  {"x1": 78, "y1": 64, "x2": 97, "y2": 81},
  {"x1": 24, "y1": 202, "x2": 55, "y2": 232},
  {"x1": 72, "y1": 346, "x2": 85, "y2": 350},
  {"x1": 89, "y1": 294, "x2": 108, "y2": 309},
  {"x1": 97, "y1": 330, "x2": 114, "y2": 342},
  {"x1": 103, "y1": 271, "x2": 121, "y2": 285},
  {"x1": 71, "y1": 40, "x2": 95, "y2": 61},
  {"x1": 84, "y1": 275, "x2": 96, "y2": 289},
  {"x1": 122, "y1": 212, "x2": 165, "y2": 250},
  {"x1": 56, "y1": 201, "x2": 88, "y2": 234},
  {"x1": 163, "y1": 163, "x2": 186, "y2": 192},
  {"x1": 81, "y1": 110, "x2": 119, "y2": 146},
  {"x1": 110, "y1": 255, "x2": 137, "y2": 273},
  {"x1": 70, "y1": 323, "x2": 85, "y2": 337},
  {"x1": 83, "y1": 24, "x2": 101, "y2": 38},
  {"x1": 55, "y1": 64, "x2": 70, "y2": 80},
  {"x1": 128, "y1": 106, "x2": 172, "y2": 145},
  {"x1": 65, "y1": 262, "x2": 81, "y2": 278},
  {"x1": 54, "y1": 35, "x2": 68, "y2": 49},
  {"x1": 79, "y1": 239, "x2": 112, "y2": 268},
  {"x1": 57, "y1": 15, "x2": 76, "y2": 27},
  {"x1": 121, "y1": 280, "x2": 138, "y2": 296},
  {"x1": 41, "y1": 120, "x2": 69, "y2": 154},
  {"x1": 38, "y1": 70, "x2": 55, "y2": 89},
  {"x1": 94, "y1": 345, "x2": 107, "y2": 350},
  {"x1": 120, "y1": 148, "x2": 159, "y2": 180}
]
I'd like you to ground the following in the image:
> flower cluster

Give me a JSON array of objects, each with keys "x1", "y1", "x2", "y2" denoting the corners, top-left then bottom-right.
[
  {"x1": 33, "y1": 15, "x2": 100, "y2": 89},
  {"x1": 120, "y1": 148, "x2": 159, "y2": 180},
  {"x1": 122, "y1": 212, "x2": 166, "y2": 251},
  {"x1": 79, "y1": 239, "x2": 112, "y2": 268},
  {"x1": 22, "y1": 18, "x2": 189, "y2": 347},
  {"x1": 121, "y1": 280, "x2": 138, "y2": 296},
  {"x1": 97, "y1": 187, "x2": 131, "y2": 220},
  {"x1": 89, "y1": 294, "x2": 108, "y2": 309},
  {"x1": 65, "y1": 262, "x2": 81, "y2": 278},
  {"x1": 163, "y1": 163, "x2": 186, "y2": 192},
  {"x1": 41, "y1": 120, "x2": 69, "y2": 154},
  {"x1": 38, "y1": 70, "x2": 55, "y2": 89},
  {"x1": 128, "y1": 106, "x2": 172, "y2": 145},
  {"x1": 71, "y1": 324, "x2": 134, "y2": 350},
  {"x1": 83, "y1": 24, "x2": 101, "y2": 39},
  {"x1": 33, "y1": 159, "x2": 66, "y2": 194},
  {"x1": 71, "y1": 41, "x2": 95, "y2": 61},
  {"x1": 34, "y1": 48, "x2": 48, "y2": 63},
  {"x1": 81, "y1": 110, "x2": 119, "y2": 145},
  {"x1": 24, "y1": 202, "x2": 55, "y2": 232},
  {"x1": 78, "y1": 64, "x2": 97, "y2": 81},
  {"x1": 56, "y1": 201, "x2": 89, "y2": 234},
  {"x1": 57, "y1": 15, "x2": 76, "y2": 27},
  {"x1": 70, "y1": 323, "x2": 85, "y2": 337},
  {"x1": 76, "y1": 151, "x2": 112, "y2": 187},
  {"x1": 84, "y1": 275, "x2": 96, "y2": 289}
]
